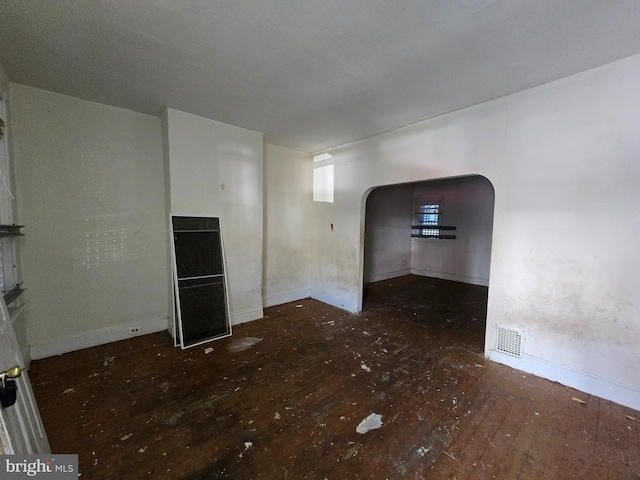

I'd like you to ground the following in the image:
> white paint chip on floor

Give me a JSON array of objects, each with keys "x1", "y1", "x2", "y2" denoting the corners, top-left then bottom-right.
[
  {"x1": 238, "y1": 441, "x2": 253, "y2": 457},
  {"x1": 356, "y1": 413, "x2": 383, "y2": 434}
]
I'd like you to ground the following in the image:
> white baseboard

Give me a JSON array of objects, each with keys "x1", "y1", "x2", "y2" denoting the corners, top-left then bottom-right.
[
  {"x1": 30, "y1": 317, "x2": 169, "y2": 360},
  {"x1": 230, "y1": 307, "x2": 264, "y2": 326},
  {"x1": 411, "y1": 268, "x2": 489, "y2": 287},
  {"x1": 262, "y1": 289, "x2": 311, "y2": 308},
  {"x1": 489, "y1": 349, "x2": 640, "y2": 411},
  {"x1": 364, "y1": 268, "x2": 412, "y2": 284},
  {"x1": 309, "y1": 289, "x2": 358, "y2": 313}
]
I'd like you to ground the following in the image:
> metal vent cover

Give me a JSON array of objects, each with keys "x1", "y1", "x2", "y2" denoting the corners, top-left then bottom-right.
[{"x1": 496, "y1": 326, "x2": 524, "y2": 357}]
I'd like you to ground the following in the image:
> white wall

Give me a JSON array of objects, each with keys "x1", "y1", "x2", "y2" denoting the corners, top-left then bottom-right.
[
  {"x1": 11, "y1": 85, "x2": 169, "y2": 358},
  {"x1": 363, "y1": 183, "x2": 414, "y2": 283},
  {"x1": 163, "y1": 108, "x2": 264, "y2": 325},
  {"x1": 310, "y1": 54, "x2": 640, "y2": 410},
  {"x1": 411, "y1": 175, "x2": 494, "y2": 286},
  {"x1": 263, "y1": 143, "x2": 312, "y2": 307}
]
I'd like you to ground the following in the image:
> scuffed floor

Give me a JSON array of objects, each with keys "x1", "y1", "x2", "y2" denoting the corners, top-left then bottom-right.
[{"x1": 30, "y1": 275, "x2": 639, "y2": 479}]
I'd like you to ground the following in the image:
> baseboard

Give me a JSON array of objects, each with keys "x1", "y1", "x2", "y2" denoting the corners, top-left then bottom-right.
[
  {"x1": 309, "y1": 289, "x2": 358, "y2": 313},
  {"x1": 489, "y1": 349, "x2": 640, "y2": 411},
  {"x1": 262, "y1": 289, "x2": 311, "y2": 308},
  {"x1": 30, "y1": 317, "x2": 169, "y2": 360},
  {"x1": 411, "y1": 268, "x2": 489, "y2": 287},
  {"x1": 230, "y1": 307, "x2": 264, "y2": 326},
  {"x1": 364, "y1": 268, "x2": 412, "y2": 284}
]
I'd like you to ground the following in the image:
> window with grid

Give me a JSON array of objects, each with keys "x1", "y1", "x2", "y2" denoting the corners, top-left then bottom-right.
[{"x1": 414, "y1": 202, "x2": 440, "y2": 237}]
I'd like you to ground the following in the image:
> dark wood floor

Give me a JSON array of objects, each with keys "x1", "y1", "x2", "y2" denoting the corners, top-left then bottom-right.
[{"x1": 30, "y1": 275, "x2": 639, "y2": 479}]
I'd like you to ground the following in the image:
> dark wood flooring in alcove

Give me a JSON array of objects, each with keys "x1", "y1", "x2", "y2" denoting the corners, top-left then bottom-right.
[{"x1": 30, "y1": 275, "x2": 639, "y2": 479}]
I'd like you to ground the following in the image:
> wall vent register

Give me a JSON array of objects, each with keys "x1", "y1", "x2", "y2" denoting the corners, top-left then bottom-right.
[{"x1": 496, "y1": 326, "x2": 524, "y2": 357}]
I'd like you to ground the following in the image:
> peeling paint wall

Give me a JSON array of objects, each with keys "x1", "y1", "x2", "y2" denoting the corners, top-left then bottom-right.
[
  {"x1": 163, "y1": 108, "x2": 264, "y2": 325},
  {"x1": 311, "y1": 54, "x2": 640, "y2": 407},
  {"x1": 263, "y1": 143, "x2": 312, "y2": 307},
  {"x1": 12, "y1": 85, "x2": 168, "y2": 356}
]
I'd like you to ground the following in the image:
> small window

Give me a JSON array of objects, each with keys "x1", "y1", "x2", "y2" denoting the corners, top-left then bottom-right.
[
  {"x1": 411, "y1": 200, "x2": 456, "y2": 239},
  {"x1": 416, "y1": 203, "x2": 440, "y2": 237},
  {"x1": 313, "y1": 164, "x2": 334, "y2": 203},
  {"x1": 313, "y1": 153, "x2": 334, "y2": 203}
]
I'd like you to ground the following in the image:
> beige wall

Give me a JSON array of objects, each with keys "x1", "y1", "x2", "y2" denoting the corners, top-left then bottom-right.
[{"x1": 11, "y1": 85, "x2": 168, "y2": 358}]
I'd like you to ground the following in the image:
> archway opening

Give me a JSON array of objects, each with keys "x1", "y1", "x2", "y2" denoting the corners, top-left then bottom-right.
[{"x1": 360, "y1": 175, "x2": 495, "y2": 355}]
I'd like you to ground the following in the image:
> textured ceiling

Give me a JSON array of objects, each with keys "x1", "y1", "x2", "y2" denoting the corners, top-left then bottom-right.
[{"x1": 1, "y1": 0, "x2": 640, "y2": 153}]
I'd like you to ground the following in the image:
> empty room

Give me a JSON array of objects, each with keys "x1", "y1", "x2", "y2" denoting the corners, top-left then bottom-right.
[{"x1": 1, "y1": 1, "x2": 639, "y2": 478}]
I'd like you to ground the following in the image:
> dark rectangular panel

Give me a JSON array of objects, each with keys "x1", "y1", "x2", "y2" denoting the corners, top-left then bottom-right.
[
  {"x1": 173, "y1": 231, "x2": 223, "y2": 278},
  {"x1": 170, "y1": 215, "x2": 231, "y2": 349},
  {"x1": 178, "y1": 277, "x2": 229, "y2": 347},
  {"x1": 172, "y1": 216, "x2": 219, "y2": 232}
]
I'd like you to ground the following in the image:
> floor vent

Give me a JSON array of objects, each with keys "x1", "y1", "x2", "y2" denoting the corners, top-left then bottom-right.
[{"x1": 496, "y1": 326, "x2": 524, "y2": 357}]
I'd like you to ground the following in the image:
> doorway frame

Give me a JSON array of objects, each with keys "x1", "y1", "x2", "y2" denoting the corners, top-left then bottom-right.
[{"x1": 357, "y1": 174, "x2": 496, "y2": 339}]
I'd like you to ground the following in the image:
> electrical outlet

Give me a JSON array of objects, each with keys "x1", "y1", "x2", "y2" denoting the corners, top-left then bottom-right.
[{"x1": 130, "y1": 326, "x2": 140, "y2": 335}]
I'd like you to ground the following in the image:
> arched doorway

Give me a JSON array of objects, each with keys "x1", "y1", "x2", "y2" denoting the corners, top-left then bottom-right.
[{"x1": 359, "y1": 175, "x2": 495, "y2": 354}]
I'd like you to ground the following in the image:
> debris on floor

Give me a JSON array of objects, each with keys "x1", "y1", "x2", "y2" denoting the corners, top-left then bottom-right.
[
  {"x1": 239, "y1": 441, "x2": 253, "y2": 457},
  {"x1": 416, "y1": 446, "x2": 430, "y2": 457},
  {"x1": 342, "y1": 444, "x2": 360, "y2": 459},
  {"x1": 228, "y1": 337, "x2": 263, "y2": 353},
  {"x1": 356, "y1": 413, "x2": 383, "y2": 434}
]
